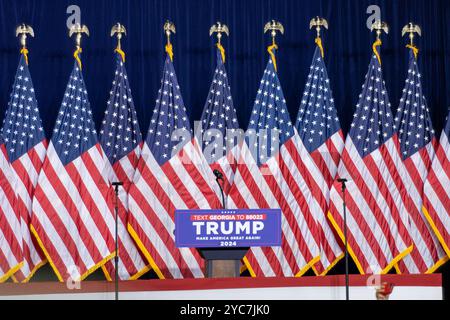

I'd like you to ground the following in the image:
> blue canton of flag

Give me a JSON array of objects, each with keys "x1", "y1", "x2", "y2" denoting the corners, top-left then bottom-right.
[
  {"x1": 247, "y1": 58, "x2": 294, "y2": 165},
  {"x1": 52, "y1": 62, "x2": 97, "y2": 164},
  {"x1": 100, "y1": 54, "x2": 142, "y2": 164},
  {"x1": 200, "y1": 49, "x2": 239, "y2": 153},
  {"x1": 2, "y1": 55, "x2": 45, "y2": 161},
  {"x1": 296, "y1": 47, "x2": 340, "y2": 152},
  {"x1": 396, "y1": 50, "x2": 435, "y2": 159},
  {"x1": 349, "y1": 55, "x2": 395, "y2": 157},
  {"x1": 147, "y1": 56, "x2": 191, "y2": 165}
]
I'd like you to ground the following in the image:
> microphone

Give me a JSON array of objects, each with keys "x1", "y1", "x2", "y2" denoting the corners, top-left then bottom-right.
[
  {"x1": 213, "y1": 169, "x2": 224, "y2": 181},
  {"x1": 213, "y1": 169, "x2": 225, "y2": 209}
]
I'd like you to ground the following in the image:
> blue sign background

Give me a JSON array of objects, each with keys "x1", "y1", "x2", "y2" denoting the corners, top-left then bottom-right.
[{"x1": 175, "y1": 209, "x2": 281, "y2": 248}]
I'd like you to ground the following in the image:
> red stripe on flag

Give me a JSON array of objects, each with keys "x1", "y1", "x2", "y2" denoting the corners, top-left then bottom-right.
[
  {"x1": 127, "y1": 212, "x2": 172, "y2": 278},
  {"x1": 235, "y1": 162, "x2": 284, "y2": 275},
  {"x1": 129, "y1": 184, "x2": 194, "y2": 278},
  {"x1": 64, "y1": 162, "x2": 113, "y2": 263},
  {"x1": 340, "y1": 149, "x2": 394, "y2": 262},
  {"x1": 328, "y1": 199, "x2": 371, "y2": 271},
  {"x1": 32, "y1": 182, "x2": 87, "y2": 274},
  {"x1": 377, "y1": 141, "x2": 416, "y2": 246},
  {"x1": 40, "y1": 163, "x2": 96, "y2": 271}
]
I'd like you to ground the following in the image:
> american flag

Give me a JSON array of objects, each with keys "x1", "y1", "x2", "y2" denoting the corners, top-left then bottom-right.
[
  {"x1": 199, "y1": 48, "x2": 239, "y2": 199},
  {"x1": 30, "y1": 59, "x2": 116, "y2": 281},
  {"x1": 423, "y1": 111, "x2": 450, "y2": 259},
  {"x1": 328, "y1": 53, "x2": 414, "y2": 274},
  {"x1": 394, "y1": 49, "x2": 447, "y2": 273},
  {"x1": 99, "y1": 52, "x2": 149, "y2": 280},
  {"x1": 228, "y1": 53, "x2": 320, "y2": 277},
  {"x1": 0, "y1": 134, "x2": 23, "y2": 282},
  {"x1": 2, "y1": 54, "x2": 47, "y2": 282},
  {"x1": 295, "y1": 45, "x2": 344, "y2": 275},
  {"x1": 128, "y1": 53, "x2": 221, "y2": 279}
]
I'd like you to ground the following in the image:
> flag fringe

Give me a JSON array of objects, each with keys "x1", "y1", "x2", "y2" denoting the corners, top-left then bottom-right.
[
  {"x1": 328, "y1": 210, "x2": 414, "y2": 275},
  {"x1": 127, "y1": 223, "x2": 165, "y2": 279},
  {"x1": 313, "y1": 252, "x2": 345, "y2": 276},
  {"x1": 102, "y1": 262, "x2": 152, "y2": 281},
  {"x1": 422, "y1": 206, "x2": 450, "y2": 258},
  {"x1": 21, "y1": 259, "x2": 48, "y2": 283},
  {"x1": 327, "y1": 211, "x2": 365, "y2": 274},
  {"x1": 394, "y1": 255, "x2": 448, "y2": 275},
  {"x1": 243, "y1": 253, "x2": 319, "y2": 277},
  {"x1": 381, "y1": 245, "x2": 413, "y2": 274},
  {"x1": 295, "y1": 255, "x2": 321, "y2": 277},
  {"x1": 30, "y1": 224, "x2": 64, "y2": 282},
  {"x1": 102, "y1": 265, "x2": 112, "y2": 281},
  {"x1": 242, "y1": 256, "x2": 256, "y2": 277},
  {"x1": 79, "y1": 251, "x2": 116, "y2": 282},
  {"x1": 30, "y1": 224, "x2": 115, "y2": 282},
  {"x1": 0, "y1": 261, "x2": 24, "y2": 283},
  {"x1": 426, "y1": 256, "x2": 449, "y2": 273},
  {"x1": 129, "y1": 264, "x2": 152, "y2": 280}
]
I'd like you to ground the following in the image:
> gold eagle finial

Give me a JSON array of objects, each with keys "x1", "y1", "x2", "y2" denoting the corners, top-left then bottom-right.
[
  {"x1": 370, "y1": 19, "x2": 389, "y2": 40},
  {"x1": 309, "y1": 16, "x2": 328, "y2": 38},
  {"x1": 209, "y1": 21, "x2": 229, "y2": 45},
  {"x1": 264, "y1": 20, "x2": 284, "y2": 45},
  {"x1": 402, "y1": 22, "x2": 421, "y2": 46},
  {"x1": 69, "y1": 23, "x2": 89, "y2": 49},
  {"x1": 16, "y1": 24, "x2": 34, "y2": 49},
  {"x1": 163, "y1": 20, "x2": 176, "y2": 45},
  {"x1": 111, "y1": 23, "x2": 127, "y2": 50}
]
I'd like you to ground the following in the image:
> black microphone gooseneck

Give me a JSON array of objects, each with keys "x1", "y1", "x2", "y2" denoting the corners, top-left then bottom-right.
[
  {"x1": 213, "y1": 169, "x2": 225, "y2": 209},
  {"x1": 111, "y1": 181, "x2": 123, "y2": 301},
  {"x1": 337, "y1": 178, "x2": 349, "y2": 301}
]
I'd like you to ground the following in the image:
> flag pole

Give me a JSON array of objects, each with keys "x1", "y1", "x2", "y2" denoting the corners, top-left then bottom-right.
[
  {"x1": 112, "y1": 182, "x2": 123, "y2": 300},
  {"x1": 109, "y1": 24, "x2": 127, "y2": 299},
  {"x1": 337, "y1": 178, "x2": 349, "y2": 300}
]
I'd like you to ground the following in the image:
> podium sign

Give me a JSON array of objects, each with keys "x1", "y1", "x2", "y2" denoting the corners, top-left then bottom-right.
[{"x1": 175, "y1": 209, "x2": 281, "y2": 248}]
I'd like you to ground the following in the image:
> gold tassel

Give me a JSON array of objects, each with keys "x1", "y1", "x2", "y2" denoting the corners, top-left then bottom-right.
[
  {"x1": 165, "y1": 43, "x2": 174, "y2": 61},
  {"x1": 267, "y1": 43, "x2": 278, "y2": 72},
  {"x1": 315, "y1": 36, "x2": 324, "y2": 58},
  {"x1": 73, "y1": 47, "x2": 83, "y2": 69},
  {"x1": 406, "y1": 44, "x2": 419, "y2": 60},
  {"x1": 20, "y1": 48, "x2": 29, "y2": 65},
  {"x1": 372, "y1": 38, "x2": 382, "y2": 65},
  {"x1": 217, "y1": 43, "x2": 226, "y2": 63},
  {"x1": 115, "y1": 47, "x2": 126, "y2": 63}
]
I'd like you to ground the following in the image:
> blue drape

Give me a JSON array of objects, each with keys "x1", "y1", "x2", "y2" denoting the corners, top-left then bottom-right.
[{"x1": 0, "y1": 0, "x2": 449, "y2": 139}]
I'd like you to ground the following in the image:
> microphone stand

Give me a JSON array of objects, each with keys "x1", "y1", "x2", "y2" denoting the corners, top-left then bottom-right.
[
  {"x1": 112, "y1": 181, "x2": 123, "y2": 301},
  {"x1": 216, "y1": 177, "x2": 225, "y2": 210},
  {"x1": 338, "y1": 178, "x2": 350, "y2": 301}
]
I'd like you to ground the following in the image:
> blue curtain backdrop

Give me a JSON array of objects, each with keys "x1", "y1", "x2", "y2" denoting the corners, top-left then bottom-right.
[{"x1": 0, "y1": 0, "x2": 449, "y2": 140}]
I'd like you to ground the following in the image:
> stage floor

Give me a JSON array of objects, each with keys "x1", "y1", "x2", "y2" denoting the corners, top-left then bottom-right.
[{"x1": 0, "y1": 274, "x2": 442, "y2": 300}]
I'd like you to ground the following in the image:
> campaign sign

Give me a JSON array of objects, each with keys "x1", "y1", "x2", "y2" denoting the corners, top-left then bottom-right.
[{"x1": 175, "y1": 209, "x2": 281, "y2": 248}]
